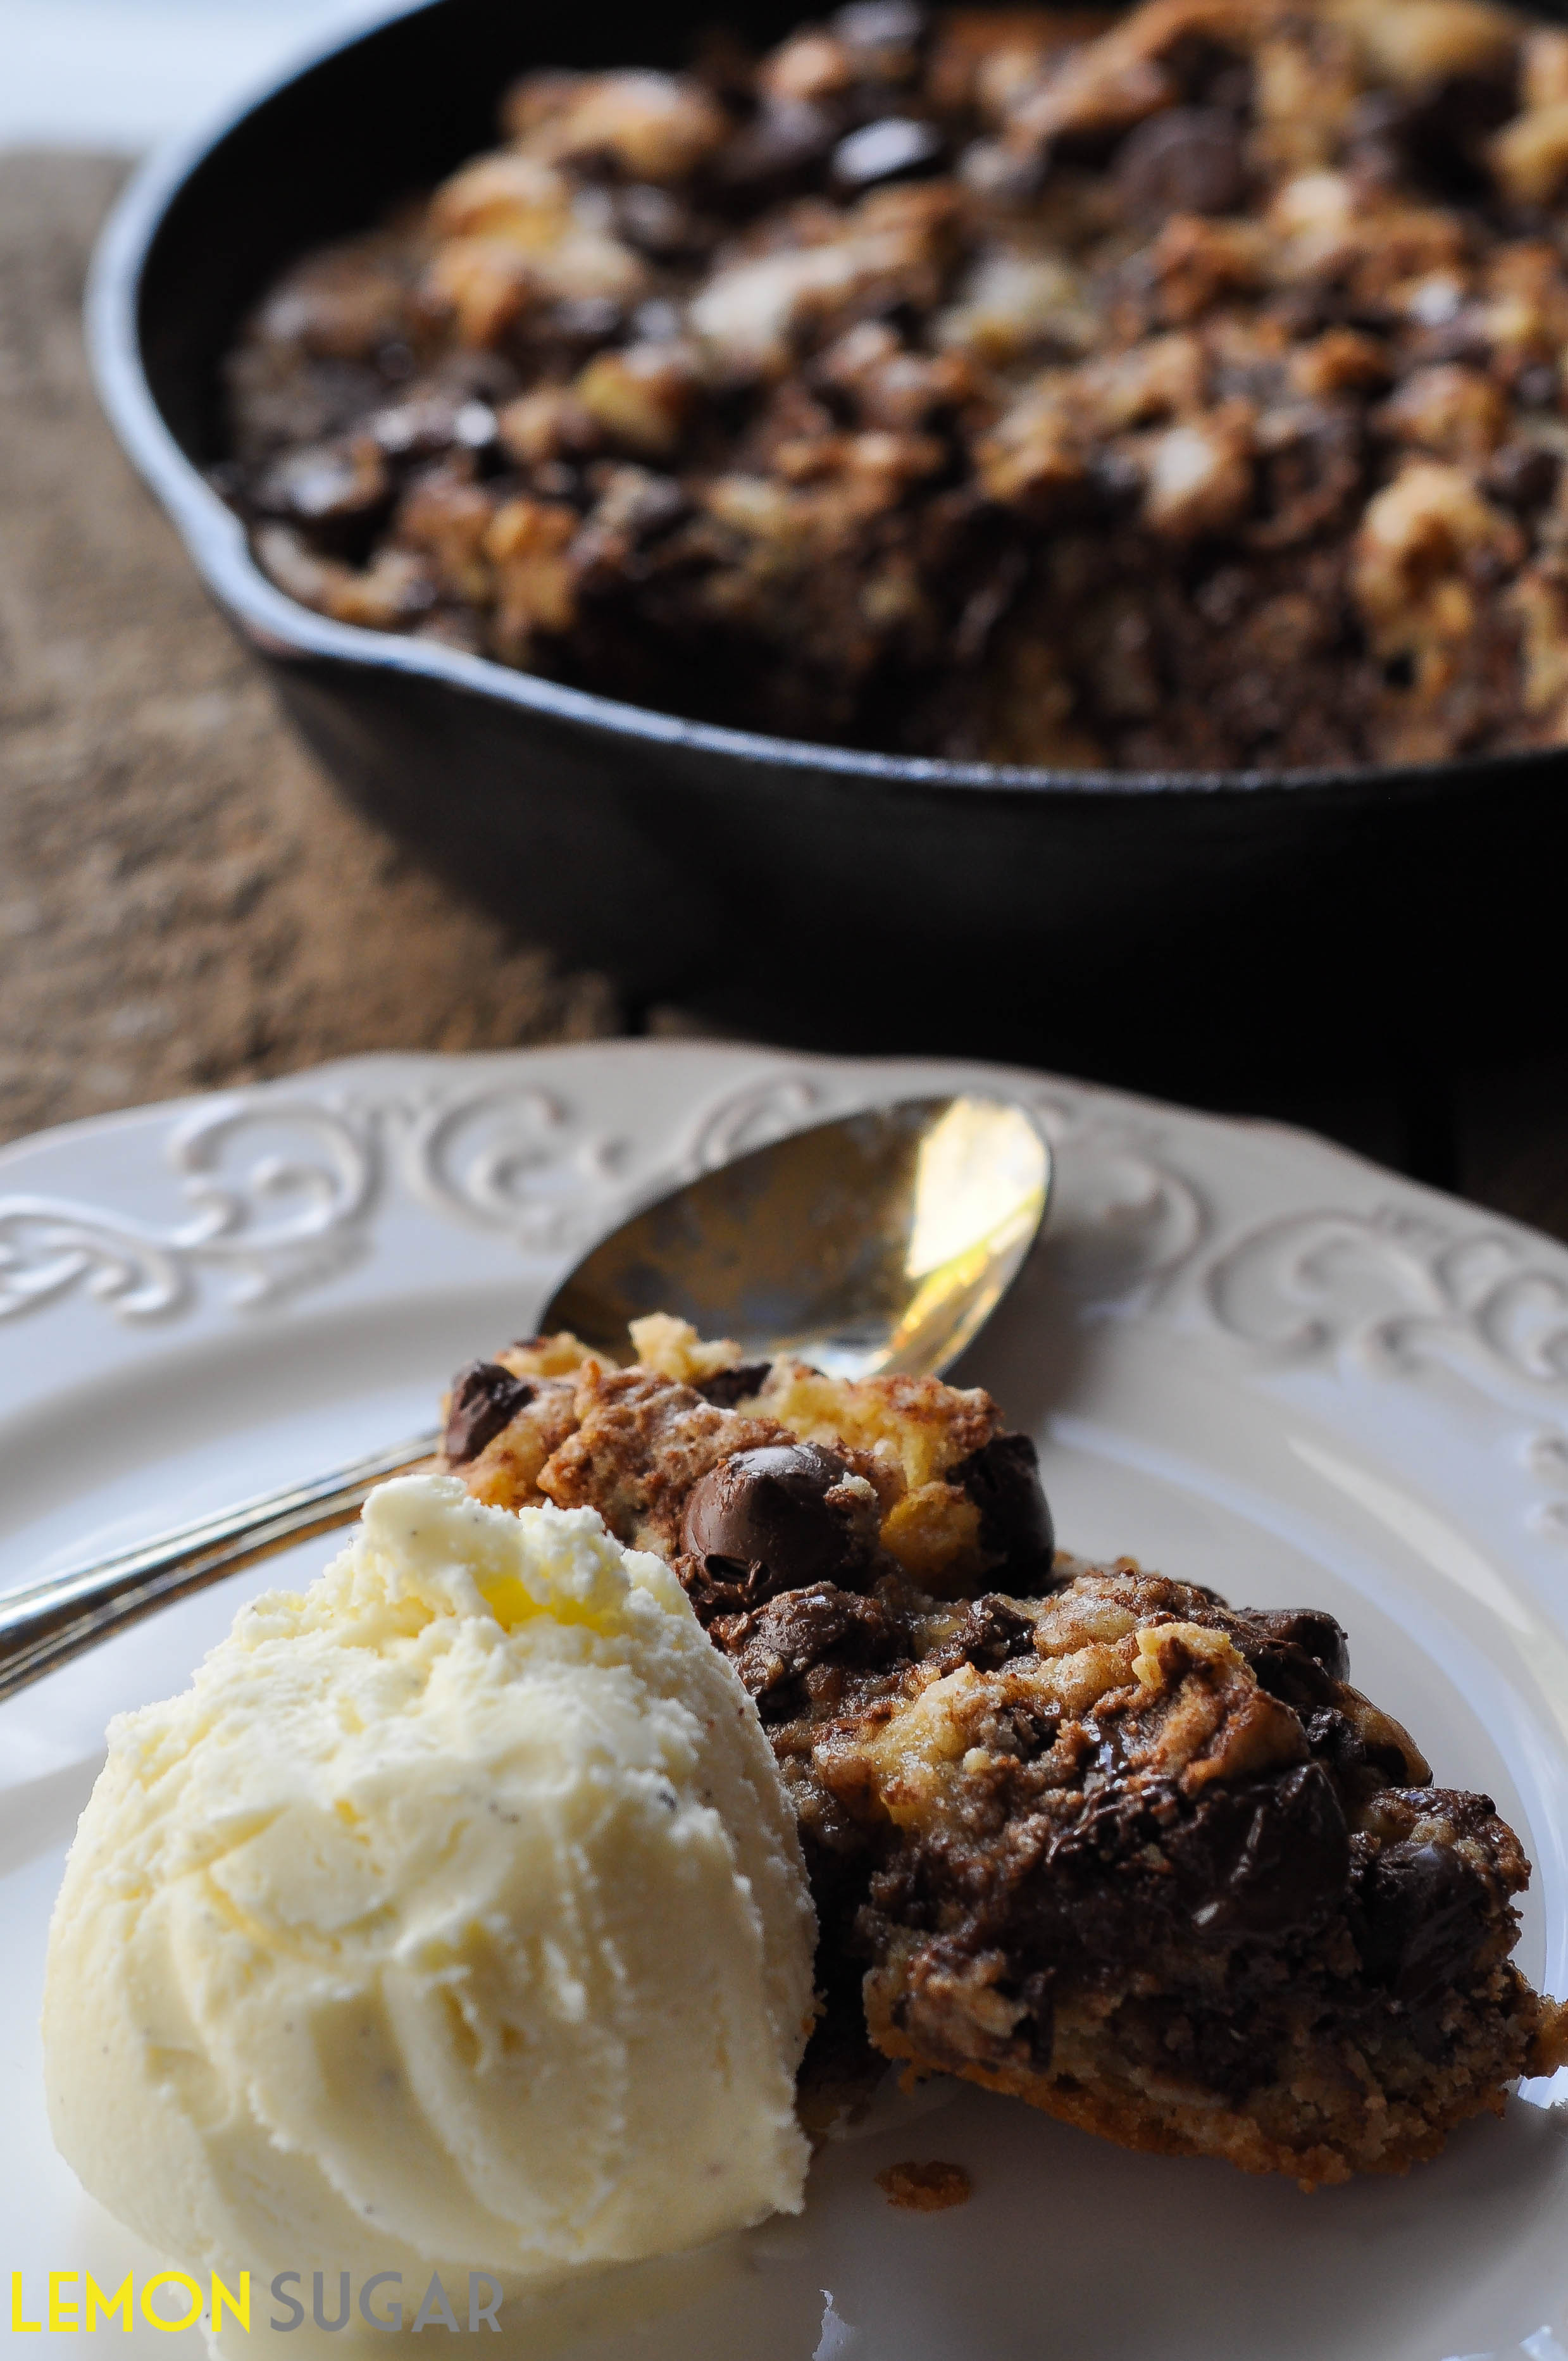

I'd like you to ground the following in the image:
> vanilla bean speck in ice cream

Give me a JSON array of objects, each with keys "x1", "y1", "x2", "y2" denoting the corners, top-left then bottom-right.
[{"x1": 42, "y1": 1476, "x2": 816, "y2": 2292}]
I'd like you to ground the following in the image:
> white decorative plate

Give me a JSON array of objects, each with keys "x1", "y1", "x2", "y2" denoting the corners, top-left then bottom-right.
[{"x1": 4, "y1": 1041, "x2": 1568, "y2": 2361}]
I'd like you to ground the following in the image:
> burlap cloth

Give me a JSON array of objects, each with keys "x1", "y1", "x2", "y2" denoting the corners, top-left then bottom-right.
[
  {"x1": 1, "y1": 153, "x2": 1562, "y2": 1241},
  {"x1": 0, "y1": 153, "x2": 630, "y2": 1154}
]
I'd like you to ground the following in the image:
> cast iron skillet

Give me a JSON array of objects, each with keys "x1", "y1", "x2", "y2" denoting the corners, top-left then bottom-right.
[{"x1": 87, "y1": 0, "x2": 1568, "y2": 1080}]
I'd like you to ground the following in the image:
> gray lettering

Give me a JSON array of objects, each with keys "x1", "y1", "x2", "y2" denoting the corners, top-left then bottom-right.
[
  {"x1": 412, "y1": 2274, "x2": 459, "y2": 2334},
  {"x1": 269, "y1": 2273, "x2": 304, "y2": 2332},
  {"x1": 468, "y1": 2275, "x2": 502, "y2": 2333},
  {"x1": 359, "y1": 2274, "x2": 403, "y2": 2332},
  {"x1": 313, "y1": 2272, "x2": 352, "y2": 2332}
]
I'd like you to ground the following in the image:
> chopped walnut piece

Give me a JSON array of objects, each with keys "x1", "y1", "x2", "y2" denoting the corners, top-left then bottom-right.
[
  {"x1": 485, "y1": 496, "x2": 580, "y2": 659},
  {"x1": 1352, "y1": 460, "x2": 1522, "y2": 665},
  {"x1": 1522, "y1": 25, "x2": 1568, "y2": 109},
  {"x1": 574, "y1": 340, "x2": 704, "y2": 456},
  {"x1": 817, "y1": 320, "x2": 978, "y2": 426},
  {"x1": 1139, "y1": 404, "x2": 1255, "y2": 538},
  {"x1": 502, "y1": 70, "x2": 731, "y2": 182},
  {"x1": 1490, "y1": 100, "x2": 1568, "y2": 206},
  {"x1": 1324, "y1": 0, "x2": 1519, "y2": 87},
  {"x1": 933, "y1": 249, "x2": 1095, "y2": 361},
  {"x1": 495, "y1": 386, "x2": 600, "y2": 466},
  {"x1": 430, "y1": 151, "x2": 575, "y2": 242},
  {"x1": 1288, "y1": 330, "x2": 1392, "y2": 399},
  {"x1": 628, "y1": 1313, "x2": 747, "y2": 1382},
  {"x1": 1147, "y1": 216, "x2": 1265, "y2": 325},
  {"x1": 692, "y1": 185, "x2": 959, "y2": 375},
  {"x1": 761, "y1": 28, "x2": 857, "y2": 103},
  {"x1": 393, "y1": 463, "x2": 497, "y2": 604},
  {"x1": 421, "y1": 237, "x2": 538, "y2": 349},
  {"x1": 1377, "y1": 364, "x2": 1509, "y2": 459},
  {"x1": 255, "y1": 526, "x2": 435, "y2": 628}
]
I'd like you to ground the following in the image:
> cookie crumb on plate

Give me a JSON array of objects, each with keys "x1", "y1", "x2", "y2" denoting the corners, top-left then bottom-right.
[{"x1": 876, "y1": 2159, "x2": 973, "y2": 2212}]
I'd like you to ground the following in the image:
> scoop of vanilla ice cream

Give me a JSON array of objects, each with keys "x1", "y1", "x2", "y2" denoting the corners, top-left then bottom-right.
[{"x1": 43, "y1": 1475, "x2": 816, "y2": 2289}]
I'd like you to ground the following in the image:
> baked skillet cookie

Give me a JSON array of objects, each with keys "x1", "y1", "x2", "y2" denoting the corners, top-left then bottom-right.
[
  {"x1": 437, "y1": 1316, "x2": 1568, "y2": 2190},
  {"x1": 227, "y1": 0, "x2": 1568, "y2": 769}
]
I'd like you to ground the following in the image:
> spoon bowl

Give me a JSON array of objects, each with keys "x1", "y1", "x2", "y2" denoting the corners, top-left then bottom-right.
[
  {"x1": 0, "y1": 1093, "x2": 1048, "y2": 1700},
  {"x1": 545, "y1": 1095, "x2": 1049, "y2": 1381}
]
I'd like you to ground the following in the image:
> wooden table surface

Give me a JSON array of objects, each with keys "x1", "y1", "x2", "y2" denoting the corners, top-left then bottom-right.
[{"x1": 2, "y1": 152, "x2": 1564, "y2": 1244}]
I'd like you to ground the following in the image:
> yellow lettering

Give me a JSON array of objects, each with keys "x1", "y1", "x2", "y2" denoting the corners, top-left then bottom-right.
[
  {"x1": 84, "y1": 2274, "x2": 134, "y2": 2331},
  {"x1": 212, "y1": 2274, "x2": 249, "y2": 2334},
  {"x1": 49, "y1": 2273, "x2": 80, "y2": 2331},
  {"x1": 142, "y1": 2274, "x2": 203, "y2": 2333},
  {"x1": 11, "y1": 2272, "x2": 42, "y2": 2331}
]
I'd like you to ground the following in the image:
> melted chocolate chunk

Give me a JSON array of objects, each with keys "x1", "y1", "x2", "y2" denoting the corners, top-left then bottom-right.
[
  {"x1": 1245, "y1": 1607, "x2": 1350, "y2": 1681},
  {"x1": 443, "y1": 1360, "x2": 535, "y2": 1463},
  {"x1": 1111, "y1": 1991, "x2": 1269, "y2": 2103},
  {"x1": 681, "y1": 1441, "x2": 875, "y2": 1603},
  {"x1": 715, "y1": 1579, "x2": 902, "y2": 1704},
  {"x1": 1165, "y1": 1764, "x2": 1350, "y2": 1938},
  {"x1": 952, "y1": 1432, "x2": 1055, "y2": 1588},
  {"x1": 1484, "y1": 443, "x2": 1561, "y2": 513},
  {"x1": 1114, "y1": 106, "x2": 1246, "y2": 225},
  {"x1": 1357, "y1": 1837, "x2": 1493, "y2": 2002},
  {"x1": 1232, "y1": 1607, "x2": 1349, "y2": 1709},
  {"x1": 694, "y1": 1361, "x2": 773, "y2": 1408},
  {"x1": 712, "y1": 99, "x2": 838, "y2": 196},
  {"x1": 252, "y1": 437, "x2": 390, "y2": 557},
  {"x1": 1304, "y1": 1705, "x2": 1412, "y2": 1790},
  {"x1": 934, "y1": 1593, "x2": 1038, "y2": 1673},
  {"x1": 832, "y1": 116, "x2": 945, "y2": 190},
  {"x1": 676, "y1": 1551, "x2": 775, "y2": 1623},
  {"x1": 1348, "y1": 72, "x2": 1516, "y2": 199}
]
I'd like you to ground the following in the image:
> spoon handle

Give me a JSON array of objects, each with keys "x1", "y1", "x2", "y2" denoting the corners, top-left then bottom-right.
[{"x1": 0, "y1": 1433, "x2": 440, "y2": 1706}]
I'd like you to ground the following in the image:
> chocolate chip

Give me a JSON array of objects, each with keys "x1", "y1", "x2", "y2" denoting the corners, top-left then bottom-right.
[
  {"x1": 680, "y1": 1441, "x2": 876, "y2": 1603},
  {"x1": 675, "y1": 1550, "x2": 776, "y2": 1623},
  {"x1": 254, "y1": 437, "x2": 389, "y2": 528},
  {"x1": 1357, "y1": 1838, "x2": 1491, "y2": 2001},
  {"x1": 1304, "y1": 1705, "x2": 1412, "y2": 1791},
  {"x1": 712, "y1": 100, "x2": 838, "y2": 196},
  {"x1": 1250, "y1": 1607, "x2": 1350, "y2": 1680},
  {"x1": 1167, "y1": 1764, "x2": 1350, "y2": 1938},
  {"x1": 951, "y1": 1432, "x2": 1055, "y2": 1590},
  {"x1": 693, "y1": 1361, "x2": 773, "y2": 1407},
  {"x1": 1484, "y1": 442, "x2": 1561, "y2": 512},
  {"x1": 831, "y1": 116, "x2": 945, "y2": 191},
  {"x1": 934, "y1": 1593, "x2": 1038, "y2": 1673},
  {"x1": 712, "y1": 1578, "x2": 901, "y2": 1700},
  {"x1": 443, "y1": 1360, "x2": 535, "y2": 1463},
  {"x1": 1115, "y1": 106, "x2": 1245, "y2": 226},
  {"x1": 1233, "y1": 1605, "x2": 1349, "y2": 1707}
]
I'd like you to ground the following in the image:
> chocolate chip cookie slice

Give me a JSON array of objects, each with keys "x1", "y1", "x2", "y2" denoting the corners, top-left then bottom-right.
[
  {"x1": 836, "y1": 1563, "x2": 1568, "y2": 2186},
  {"x1": 442, "y1": 1318, "x2": 1568, "y2": 2185}
]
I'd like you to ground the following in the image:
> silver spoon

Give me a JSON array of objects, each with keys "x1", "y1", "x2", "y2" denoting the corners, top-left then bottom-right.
[{"x1": 0, "y1": 1093, "x2": 1048, "y2": 1704}]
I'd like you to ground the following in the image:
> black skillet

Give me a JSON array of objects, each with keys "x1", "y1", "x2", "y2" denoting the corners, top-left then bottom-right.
[{"x1": 86, "y1": 0, "x2": 1568, "y2": 1092}]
